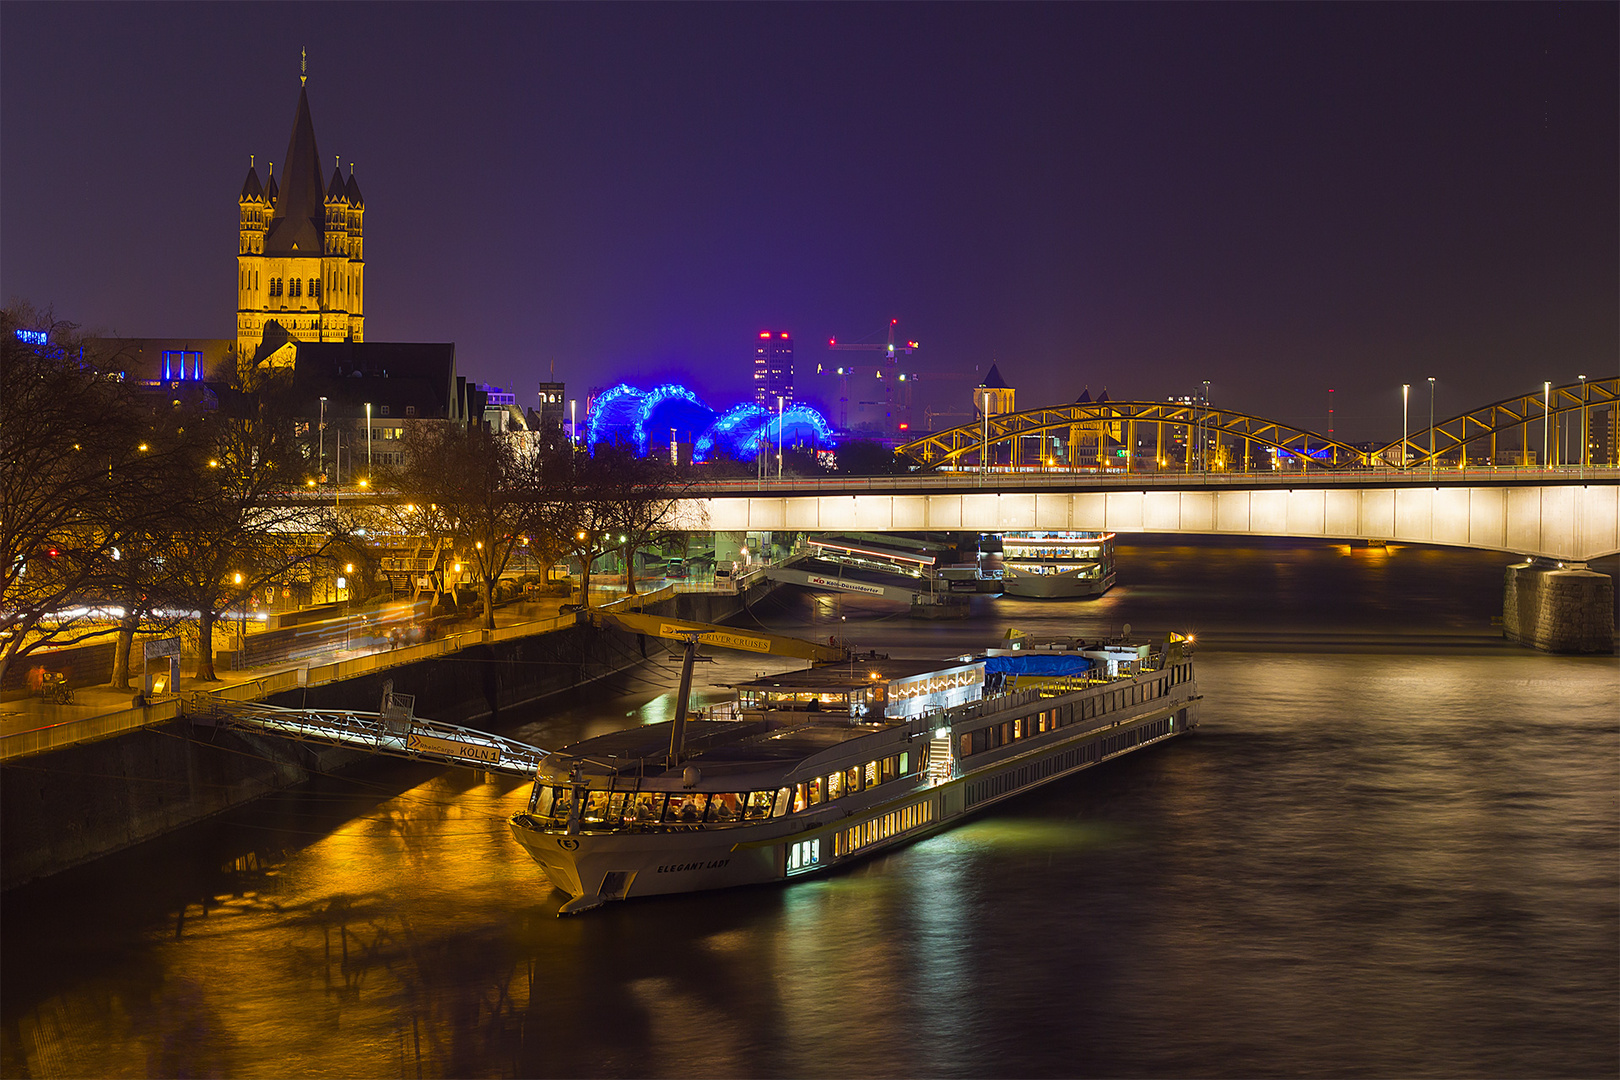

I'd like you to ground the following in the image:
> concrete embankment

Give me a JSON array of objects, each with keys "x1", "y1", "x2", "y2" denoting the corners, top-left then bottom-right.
[{"x1": 1, "y1": 582, "x2": 777, "y2": 890}]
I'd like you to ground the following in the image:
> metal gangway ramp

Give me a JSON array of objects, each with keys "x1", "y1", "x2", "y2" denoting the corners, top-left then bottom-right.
[{"x1": 189, "y1": 688, "x2": 546, "y2": 777}]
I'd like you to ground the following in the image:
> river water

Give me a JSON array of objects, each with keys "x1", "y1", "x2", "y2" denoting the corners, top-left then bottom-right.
[{"x1": 2, "y1": 538, "x2": 1615, "y2": 1078}]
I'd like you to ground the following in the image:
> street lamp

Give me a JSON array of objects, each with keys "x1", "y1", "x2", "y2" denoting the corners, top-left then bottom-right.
[
  {"x1": 1427, "y1": 377, "x2": 1436, "y2": 481},
  {"x1": 1401, "y1": 384, "x2": 1409, "y2": 470},
  {"x1": 1543, "y1": 380, "x2": 1552, "y2": 470},
  {"x1": 365, "y1": 401, "x2": 372, "y2": 478},
  {"x1": 1578, "y1": 374, "x2": 1588, "y2": 476},
  {"x1": 776, "y1": 395, "x2": 784, "y2": 480},
  {"x1": 318, "y1": 396, "x2": 327, "y2": 480},
  {"x1": 981, "y1": 391, "x2": 991, "y2": 480}
]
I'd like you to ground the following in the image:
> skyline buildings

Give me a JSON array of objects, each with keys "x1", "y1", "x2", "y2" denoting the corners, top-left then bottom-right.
[{"x1": 753, "y1": 331, "x2": 794, "y2": 407}]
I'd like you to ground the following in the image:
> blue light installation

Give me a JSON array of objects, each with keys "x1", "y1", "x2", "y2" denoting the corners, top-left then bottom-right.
[
  {"x1": 633, "y1": 384, "x2": 714, "y2": 455},
  {"x1": 586, "y1": 381, "x2": 837, "y2": 460},
  {"x1": 692, "y1": 403, "x2": 771, "y2": 462},
  {"x1": 586, "y1": 384, "x2": 645, "y2": 448}
]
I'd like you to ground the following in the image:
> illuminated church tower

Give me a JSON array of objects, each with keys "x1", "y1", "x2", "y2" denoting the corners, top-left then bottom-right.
[{"x1": 237, "y1": 54, "x2": 364, "y2": 376}]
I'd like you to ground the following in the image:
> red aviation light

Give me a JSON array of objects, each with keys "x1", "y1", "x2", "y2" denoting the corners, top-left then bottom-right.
[
  {"x1": 759, "y1": 332, "x2": 771, "y2": 339},
  {"x1": 779, "y1": 332, "x2": 789, "y2": 339}
]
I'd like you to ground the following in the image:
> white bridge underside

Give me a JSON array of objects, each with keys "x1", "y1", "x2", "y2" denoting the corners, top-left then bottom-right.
[{"x1": 675, "y1": 484, "x2": 1620, "y2": 562}]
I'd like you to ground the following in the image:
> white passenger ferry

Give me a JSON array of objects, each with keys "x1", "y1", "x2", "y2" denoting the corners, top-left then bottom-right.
[
  {"x1": 1000, "y1": 531, "x2": 1117, "y2": 598},
  {"x1": 509, "y1": 632, "x2": 1197, "y2": 913}
]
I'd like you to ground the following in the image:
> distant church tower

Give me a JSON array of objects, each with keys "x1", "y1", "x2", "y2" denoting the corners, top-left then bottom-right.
[{"x1": 237, "y1": 53, "x2": 364, "y2": 376}]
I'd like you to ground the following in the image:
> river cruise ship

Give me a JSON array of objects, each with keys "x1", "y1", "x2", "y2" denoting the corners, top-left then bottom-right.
[
  {"x1": 509, "y1": 633, "x2": 1196, "y2": 913},
  {"x1": 1000, "y1": 531, "x2": 1116, "y2": 598}
]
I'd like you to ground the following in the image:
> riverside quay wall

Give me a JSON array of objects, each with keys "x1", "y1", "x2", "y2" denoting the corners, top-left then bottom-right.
[{"x1": 1, "y1": 582, "x2": 778, "y2": 890}]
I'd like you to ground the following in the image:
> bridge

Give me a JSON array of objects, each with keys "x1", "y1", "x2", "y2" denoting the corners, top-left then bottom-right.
[{"x1": 672, "y1": 470, "x2": 1619, "y2": 564}]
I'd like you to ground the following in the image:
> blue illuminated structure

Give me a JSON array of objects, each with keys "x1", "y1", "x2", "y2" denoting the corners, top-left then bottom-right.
[{"x1": 586, "y1": 381, "x2": 836, "y2": 461}]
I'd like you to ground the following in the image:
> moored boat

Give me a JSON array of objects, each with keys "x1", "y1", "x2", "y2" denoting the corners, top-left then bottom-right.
[{"x1": 509, "y1": 631, "x2": 1197, "y2": 914}]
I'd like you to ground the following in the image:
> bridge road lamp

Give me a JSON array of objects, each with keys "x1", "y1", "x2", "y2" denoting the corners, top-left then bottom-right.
[
  {"x1": 1543, "y1": 380, "x2": 1551, "y2": 470},
  {"x1": 1401, "y1": 384, "x2": 1409, "y2": 470},
  {"x1": 776, "y1": 395, "x2": 784, "y2": 481},
  {"x1": 980, "y1": 391, "x2": 992, "y2": 482},
  {"x1": 318, "y1": 396, "x2": 328, "y2": 481},
  {"x1": 1427, "y1": 377, "x2": 1436, "y2": 481},
  {"x1": 1578, "y1": 375, "x2": 1588, "y2": 477}
]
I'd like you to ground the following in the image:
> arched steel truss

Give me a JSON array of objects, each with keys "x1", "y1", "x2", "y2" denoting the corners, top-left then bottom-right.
[
  {"x1": 1373, "y1": 377, "x2": 1617, "y2": 467},
  {"x1": 897, "y1": 401, "x2": 1365, "y2": 471},
  {"x1": 897, "y1": 377, "x2": 1619, "y2": 472}
]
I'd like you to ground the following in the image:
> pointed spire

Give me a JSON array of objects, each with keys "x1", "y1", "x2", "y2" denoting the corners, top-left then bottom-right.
[
  {"x1": 345, "y1": 163, "x2": 364, "y2": 207},
  {"x1": 265, "y1": 160, "x2": 278, "y2": 204},
  {"x1": 241, "y1": 154, "x2": 263, "y2": 200},
  {"x1": 1075, "y1": 386, "x2": 1092, "y2": 405},
  {"x1": 979, "y1": 363, "x2": 1009, "y2": 390},
  {"x1": 264, "y1": 82, "x2": 325, "y2": 255},
  {"x1": 1096, "y1": 388, "x2": 1110, "y2": 404},
  {"x1": 327, "y1": 157, "x2": 348, "y2": 202},
  {"x1": 301, "y1": 47, "x2": 307, "y2": 87}
]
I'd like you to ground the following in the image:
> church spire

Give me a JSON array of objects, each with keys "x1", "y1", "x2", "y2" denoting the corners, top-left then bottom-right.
[{"x1": 301, "y1": 47, "x2": 307, "y2": 87}]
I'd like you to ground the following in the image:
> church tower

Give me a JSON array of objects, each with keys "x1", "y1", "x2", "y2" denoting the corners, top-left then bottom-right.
[{"x1": 237, "y1": 55, "x2": 365, "y2": 377}]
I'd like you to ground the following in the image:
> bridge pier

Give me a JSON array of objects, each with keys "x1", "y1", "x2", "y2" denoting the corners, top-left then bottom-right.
[{"x1": 1502, "y1": 560, "x2": 1616, "y2": 654}]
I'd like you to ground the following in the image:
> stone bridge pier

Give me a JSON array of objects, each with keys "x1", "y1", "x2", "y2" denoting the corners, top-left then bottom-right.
[{"x1": 1502, "y1": 561, "x2": 1616, "y2": 654}]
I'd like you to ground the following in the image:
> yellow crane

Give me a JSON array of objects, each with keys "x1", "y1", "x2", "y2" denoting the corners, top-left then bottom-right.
[{"x1": 590, "y1": 610, "x2": 847, "y2": 766}]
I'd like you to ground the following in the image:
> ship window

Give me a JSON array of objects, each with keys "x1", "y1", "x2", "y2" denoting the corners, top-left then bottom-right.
[
  {"x1": 865, "y1": 761, "x2": 879, "y2": 787},
  {"x1": 899, "y1": 752, "x2": 909, "y2": 776},
  {"x1": 606, "y1": 792, "x2": 628, "y2": 825},
  {"x1": 807, "y1": 778, "x2": 823, "y2": 806},
  {"x1": 533, "y1": 785, "x2": 554, "y2": 817},
  {"x1": 882, "y1": 756, "x2": 897, "y2": 782},
  {"x1": 827, "y1": 771, "x2": 845, "y2": 800},
  {"x1": 793, "y1": 784, "x2": 808, "y2": 813},
  {"x1": 846, "y1": 764, "x2": 862, "y2": 793},
  {"x1": 706, "y1": 792, "x2": 743, "y2": 823},
  {"x1": 666, "y1": 793, "x2": 707, "y2": 824},
  {"x1": 552, "y1": 787, "x2": 575, "y2": 819},
  {"x1": 745, "y1": 791, "x2": 774, "y2": 820},
  {"x1": 583, "y1": 791, "x2": 612, "y2": 824},
  {"x1": 633, "y1": 791, "x2": 665, "y2": 824},
  {"x1": 773, "y1": 787, "x2": 792, "y2": 817},
  {"x1": 960, "y1": 733, "x2": 972, "y2": 758}
]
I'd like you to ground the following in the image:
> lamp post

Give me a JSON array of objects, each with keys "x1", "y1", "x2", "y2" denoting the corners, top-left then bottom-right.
[
  {"x1": 981, "y1": 391, "x2": 991, "y2": 480},
  {"x1": 365, "y1": 401, "x2": 372, "y2": 478},
  {"x1": 776, "y1": 395, "x2": 784, "y2": 481},
  {"x1": 1427, "y1": 377, "x2": 1436, "y2": 481},
  {"x1": 318, "y1": 396, "x2": 327, "y2": 481},
  {"x1": 569, "y1": 398, "x2": 577, "y2": 447},
  {"x1": 1202, "y1": 380, "x2": 1211, "y2": 472},
  {"x1": 1543, "y1": 380, "x2": 1551, "y2": 470},
  {"x1": 1401, "y1": 384, "x2": 1409, "y2": 470},
  {"x1": 1578, "y1": 374, "x2": 1588, "y2": 477}
]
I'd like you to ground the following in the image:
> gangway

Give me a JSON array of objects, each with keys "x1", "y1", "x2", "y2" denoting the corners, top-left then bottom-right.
[{"x1": 189, "y1": 690, "x2": 546, "y2": 777}]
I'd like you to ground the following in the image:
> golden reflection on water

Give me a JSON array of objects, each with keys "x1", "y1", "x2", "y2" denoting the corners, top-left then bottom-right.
[{"x1": 4, "y1": 541, "x2": 1616, "y2": 1078}]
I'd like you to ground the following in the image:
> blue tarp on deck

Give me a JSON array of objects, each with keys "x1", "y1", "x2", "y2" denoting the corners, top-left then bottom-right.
[{"x1": 983, "y1": 655, "x2": 1093, "y2": 676}]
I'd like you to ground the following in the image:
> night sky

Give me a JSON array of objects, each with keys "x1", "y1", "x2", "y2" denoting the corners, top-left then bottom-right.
[{"x1": 3, "y1": 3, "x2": 1615, "y2": 440}]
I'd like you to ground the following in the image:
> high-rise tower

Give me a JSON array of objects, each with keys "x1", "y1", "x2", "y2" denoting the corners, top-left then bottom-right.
[
  {"x1": 237, "y1": 56, "x2": 365, "y2": 377},
  {"x1": 753, "y1": 331, "x2": 793, "y2": 406}
]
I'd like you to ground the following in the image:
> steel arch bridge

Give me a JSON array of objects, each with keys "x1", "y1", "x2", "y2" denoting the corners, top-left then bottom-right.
[{"x1": 897, "y1": 377, "x2": 1619, "y2": 472}]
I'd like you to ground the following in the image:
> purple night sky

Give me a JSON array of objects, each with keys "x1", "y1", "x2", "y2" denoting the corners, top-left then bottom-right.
[{"x1": 3, "y1": 3, "x2": 1614, "y2": 439}]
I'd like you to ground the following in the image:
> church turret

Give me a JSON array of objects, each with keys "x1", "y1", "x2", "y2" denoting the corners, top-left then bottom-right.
[
  {"x1": 345, "y1": 165, "x2": 364, "y2": 341},
  {"x1": 238, "y1": 56, "x2": 367, "y2": 366}
]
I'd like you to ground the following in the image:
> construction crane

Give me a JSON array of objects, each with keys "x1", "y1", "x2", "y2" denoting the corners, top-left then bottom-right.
[
  {"x1": 825, "y1": 319, "x2": 919, "y2": 433},
  {"x1": 592, "y1": 610, "x2": 847, "y2": 766}
]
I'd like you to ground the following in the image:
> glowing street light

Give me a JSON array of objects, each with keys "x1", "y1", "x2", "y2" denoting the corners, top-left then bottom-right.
[
  {"x1": 1427, "y1": 377, "x2": 1435, "y2": 480},
  {"x1": 1401, "y1": 384, "x2": 1409, "y2": 470}
]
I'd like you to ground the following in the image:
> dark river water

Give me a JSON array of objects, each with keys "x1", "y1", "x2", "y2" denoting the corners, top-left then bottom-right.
[{"x1": 3, "y1": 538, "x2": 1616, "y2": 1078}]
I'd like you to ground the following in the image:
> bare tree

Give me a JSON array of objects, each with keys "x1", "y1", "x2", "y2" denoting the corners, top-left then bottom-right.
[
  {"x1": 0, "y1": 305, "x2": 188, "y2": 685},
  {"x1": 162, "y1": 385, "x2": 335, "y2": 680},
  {"x1": 393, "y1": 424, "x2": 556, "y2": 630}
]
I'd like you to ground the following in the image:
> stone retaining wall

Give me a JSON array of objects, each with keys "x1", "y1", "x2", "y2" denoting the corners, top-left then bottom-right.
[{"x1": 1502, "y1": 562, "x2": 1617, "y2": 654}]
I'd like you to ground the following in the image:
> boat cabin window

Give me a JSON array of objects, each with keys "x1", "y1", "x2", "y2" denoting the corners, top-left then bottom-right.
[
  {"x1": 634, "y1": 791, "x2": 665, "y2": 823},
  {"x1": 707, "y1": 792, "x2": 743, "y2": 823},
  {"x1": 827, "y1": 771, "x2": 845, "y2": 800},
  {"x1": 666, "y1": 793, "x2": 708, "y2": 823},
  {"x1": 845, "y1": 764, "x2": 862, "y2": 794},
  {"x1": 553, "y1": 787, "x2": 575, "y2": 818},
  {"x1": 533, "y1": 785, "x2": 554, "y2": 817},
  {"x1": 745, "y1": 791, "x2": 774, "y2": 820},
  {"x1": 774, "y1": 787, "x2": 792, "y2": 817},
  {"x1": 807, "y1": 777, "x2": 824, "y2": 806}
]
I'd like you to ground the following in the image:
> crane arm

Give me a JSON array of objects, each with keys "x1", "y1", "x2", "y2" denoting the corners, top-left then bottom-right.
[{"x1": 592, "y1": 611, "x2": 846, "y2": 664}]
